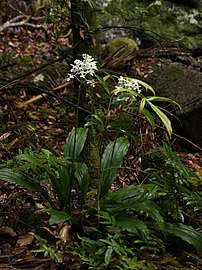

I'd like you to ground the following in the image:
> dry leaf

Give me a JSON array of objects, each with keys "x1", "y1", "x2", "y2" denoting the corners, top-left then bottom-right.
[
  {"x1": 17, "y1": 232, "x2": 35, "y2": 246},
  {"x1": 0, "y1": 226, "x2": 16, "y2": 237},
  {"x1": 79, "y1": 27, "x2": 85, "y2": 39},
  {"x1": 91, "y1": 38, "x2": 97, "y2": 48},
  {"x1": 0, "y1": 132, "x2": 11, "y2": 142},
  {"x1": 58, "y1": 223, "x2": 72, "y2": 243}
]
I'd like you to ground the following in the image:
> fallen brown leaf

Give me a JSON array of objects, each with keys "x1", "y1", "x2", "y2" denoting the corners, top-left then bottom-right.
[
  {"x1": 0, "y1": 226, "x2": 16, "y2": 237},
  {"x1": 17, "y1": 232, "x2": 35, "y2": 246}
]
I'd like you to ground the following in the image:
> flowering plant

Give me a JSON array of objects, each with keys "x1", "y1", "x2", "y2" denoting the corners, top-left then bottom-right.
[
  {"x1": 67, "y1": 54, "x2": 97, "y2": 87},
  {"x1": 67, "y1": 54, "x2": 180, "y2": 137},
  {"x1": 114, "y1": 76, "x2": 142, "y2": 94}
]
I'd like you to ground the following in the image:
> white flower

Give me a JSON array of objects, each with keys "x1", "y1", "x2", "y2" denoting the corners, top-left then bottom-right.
[
  {"x1": 114, "y1": 76, "x2": 142, "y2": 94},
  {"x1": 68, "y1": 54, "x2": 98, "y2": 83}
]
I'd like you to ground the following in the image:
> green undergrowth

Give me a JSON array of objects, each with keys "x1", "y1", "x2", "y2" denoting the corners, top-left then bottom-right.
[{"x1": 0, "y1": 132, "x2": 201, "y2": 269}]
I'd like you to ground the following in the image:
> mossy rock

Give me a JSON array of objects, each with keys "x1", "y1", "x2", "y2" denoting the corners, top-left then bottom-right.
[
  {"x1": 146, "y1": 63, "x2": 202, "y2": 147},
  {"x1": 102, "y1": 37, "x2": 139, "y2": 71},
  {"x1": 147, "y1": 63, "x2": 202, "y2": 112},
  {"x1": 106, "y1": 37, "x2": 139, "y2": 55},
  {"x1": 182, "y1": 34, "x2": 202, "y2": 52}
]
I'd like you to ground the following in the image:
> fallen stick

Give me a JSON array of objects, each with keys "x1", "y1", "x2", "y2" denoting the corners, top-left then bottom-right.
[{"x1": 16, "y1": 81, "x2": 73, "y2": 107}]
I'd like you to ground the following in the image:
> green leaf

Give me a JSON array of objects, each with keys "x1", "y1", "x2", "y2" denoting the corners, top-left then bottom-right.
[
  {"x1": 85, "y1": 114, "x2": 104, "y2": 130},
  {"x1": 116, "y1": 216, "x2": 150, "y2": 241},
  {"x1": 100, "y1": 137, "x2": 129, "y2": 198},
  {"x1": 146, "y1": 96, "x2": 181, "y2": 109},
  {"x1": 44, "y1": 208, "x2": 72, "y2": 225},
  {"x1": 100, "y1": 184, "x2": 163, "y2": 211},
  {"x1": 95, "y1": 74, "x2": 110, "y2": 95},
  {"x1": 64, "y1": 127, "x2": 88, "y2": 160},
  {"x1": 48, "y1": 171, "x2": 64, "y2": 208},
  {"x1": 57, "y1": 165, "x2": 73, "y2": 210},
  {"x1": 16, "y1": 154, "x2": 40, "y2": 170},
  {"x1": 147, "y1": 101, "x2": 172, "y2": 138},
  {"x1": 142, "y1": 109, "x2": 155, "y2": 130},
  {"x1": 112, "y1": 88, "x2": 139, "y2": 96},
  {"x1": 130, "y1": 201, "x2": 164, "y2": 229},
  {"x1": 0, "y1": 168, "x2": 54, "y2": 208},
  {"x1": 105, "y1": 246, "x2": 113, "y2": 266},
  {"x1": 139, "y1": 97, "x2": 146, "y2": 112},
  {"x1": 136, "y1": 79, "x2": 155, "y2": 94},
  {"x1": 74, "y1": 163, "x2": 89, "y2": 200},
  {"x1": 154, "y1": 223, "x2": 202, "y2": 252},
  {"x1": 81, "y1": 0, "x2": 94, "y2": 8}
]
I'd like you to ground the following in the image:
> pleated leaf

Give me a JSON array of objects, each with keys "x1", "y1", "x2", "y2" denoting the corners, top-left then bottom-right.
[
  {"x1": 100, "y1": 184, "x2": 162, "y2": 211},
  {"x1": 64, "y1": 127, "x2": 88, "y2": 160},
  {"x1": 100, "y1": 137, "x2": 129, "y2": 198},
  {"x1": 58, "y1": 165, "x2": 73, "y2": 210},
  {"x1": 0, "y1": 168, "x2": 54, "y2": 207},
  {"x1": 116, "y1": 216, "x2": 150, "y2": 241},
  {"x1": 153, "y1": 223, "x2": 202, "y2": 252},
  {"x1": 45, "y1": 208, "x2": 73, "y2": 225},
  {"x1": 74, "y1": 162, "x2": 89, "y2": 200},
  {"x1": 130, "y1": 201, "x2": 164, "y2": 229}
]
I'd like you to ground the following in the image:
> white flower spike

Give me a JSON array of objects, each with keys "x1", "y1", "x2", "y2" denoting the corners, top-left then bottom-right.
[
  {"x1": 115, "y1": 76, "x2": 142, "y2": 94},
  {"x1": 67, "y1": 54, "x2": 98, "y2": 86}
]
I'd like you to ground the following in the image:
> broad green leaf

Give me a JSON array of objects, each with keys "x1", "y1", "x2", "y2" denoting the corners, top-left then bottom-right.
[
  {"x1": 147, "y1": 101, "x2": 172, "y2": 138},
  {"x1": 74, "y1": 162, "x2": 89, "y2": 200},
  {"x1": 58, "y1": 165, "x2": 73, "y2": 210},
  {"x1": 41, "y1": 149, "x2": 55, "y2": 157},
  {"x1": 64, "y1": 127, "x2": 88, "y2": 160},
  {"x1": 116, "y1": 216, "x2": 150, "y2": 241},
  {"x1": 48, "y1": 171, "x2": 64, "y2": 208},
  {"x1": 0, "y1": 168, "x2": 54, "y2": 208},
  {"x1": 99, "y1": 186, "x2": 146, "y2": 213},
  {"x1": 130, "y1": 201, "x2": 164, "y2": 229},
  {"x1": 101, "y1": 184, "x2": 162, "y2": 202},
  {"x1": 103, "y1": 74, "x2": 113, "y2": 82},
  {"x1": 16, "y1": 154, "x2": 40, "y2": 170},
  {"x1": 153, "y1": 223, "x2": 202, "y2": 252},
  {"x1": 45, "y1": 208, "x2": 72, "y2": 225},
  {"x1": 100, "y1": 137, "x2": 129, "y2": 198}
]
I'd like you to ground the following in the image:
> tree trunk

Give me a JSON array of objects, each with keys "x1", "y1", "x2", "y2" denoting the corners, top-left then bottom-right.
[
  {"x1": 70, "y1": 0, "x2": 97, "y2": 125},
  {"x1": 70, "y1": 0, "x2": 101, "y2": 189}
]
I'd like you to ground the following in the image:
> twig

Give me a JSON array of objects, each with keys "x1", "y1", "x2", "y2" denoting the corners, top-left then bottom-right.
[
  {"x1": 127, "y1": 110, "x2": 202, "y2": 152},
  {"x1": 171, "y1": 132, "x2": 202, "y2": 152},
  {"x1": 10, "y1": 83, "x2": 91, "y2": 114},
  {"x1": 17, "y1": 81, "x2": 73, "y2": 107},
  {"x1": 0, "y1": 15, "x2": 46, "y2": 33}
]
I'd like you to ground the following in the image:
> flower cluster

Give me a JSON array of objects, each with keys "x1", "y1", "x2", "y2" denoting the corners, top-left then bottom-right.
[
  {"x1": 67, "y1": 54, "x2": 98, "y2": 87},
  {"x1": 113, "y1": 76, "x2": 142, "y2": 104},
  {"x1": 114, "y1": 76, "x2": 142, "y2": 94}
]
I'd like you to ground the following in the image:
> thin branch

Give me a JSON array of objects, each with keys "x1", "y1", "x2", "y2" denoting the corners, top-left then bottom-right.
[
  {"x1": 17, "y1": 81, "x2": 73, "y2": 107},
  {"x1": 0, "y1": 15, "x2": 47, "y2": 33},
  {"x1": 2, "y1": 83, "x2": 91, "y2": 115},
  {"x1": 126, "y1": 110, "x2": 202, "y2": 152}
]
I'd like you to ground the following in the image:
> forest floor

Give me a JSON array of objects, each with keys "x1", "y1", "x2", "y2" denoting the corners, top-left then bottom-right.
[{"x1": 0, "y1": 25, "x2": 202, "y2": 269}]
